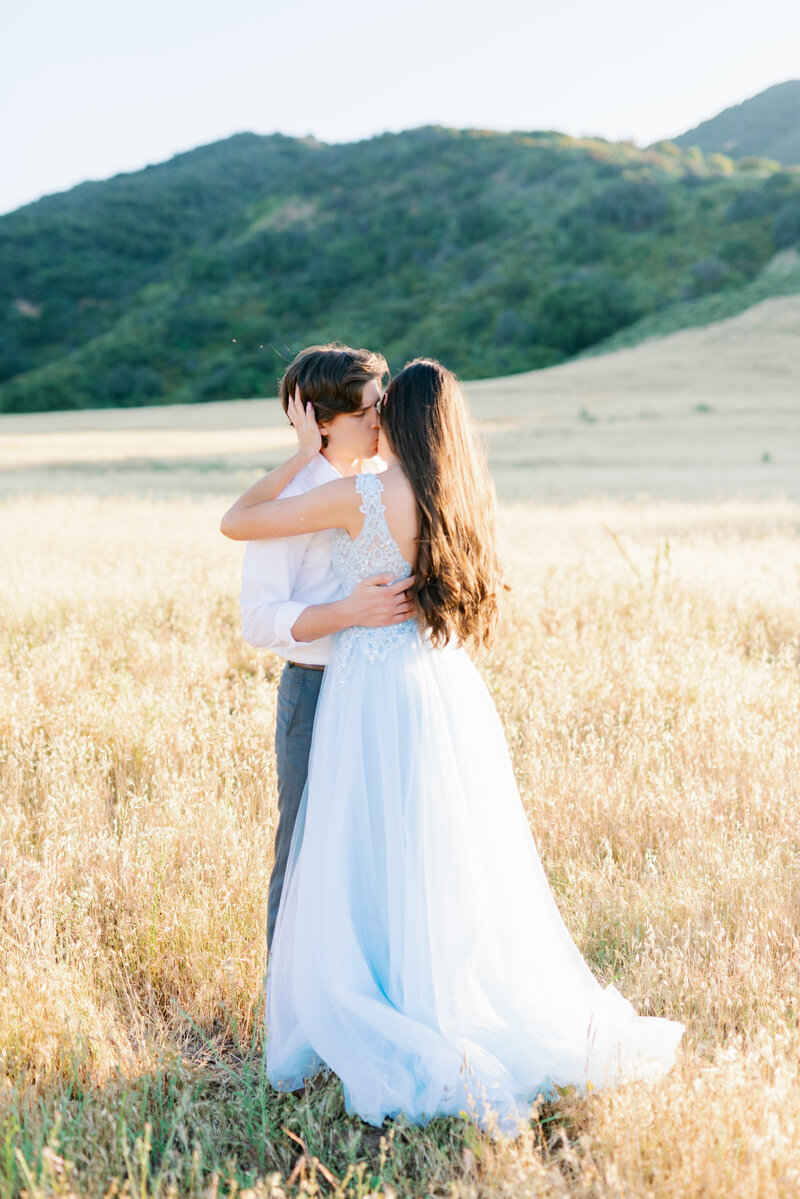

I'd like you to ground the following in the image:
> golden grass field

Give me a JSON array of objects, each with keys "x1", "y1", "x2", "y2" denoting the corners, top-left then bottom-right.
[{"x1": 2, "y1": 301, "x2": 800, "y2": 1197}]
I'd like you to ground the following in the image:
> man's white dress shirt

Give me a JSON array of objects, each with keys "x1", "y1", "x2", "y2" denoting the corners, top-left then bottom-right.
[{"x1": 240, "y1": 453, "x2": 385, "y2": 666}]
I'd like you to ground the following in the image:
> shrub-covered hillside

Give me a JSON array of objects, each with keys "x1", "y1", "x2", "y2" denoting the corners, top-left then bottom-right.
[
  {"x1": 2, "y1": 126, "x2": 800, "y2": 411},
  {"x1": 674, "y1": 81, "x2": 800, "y2": 166}
]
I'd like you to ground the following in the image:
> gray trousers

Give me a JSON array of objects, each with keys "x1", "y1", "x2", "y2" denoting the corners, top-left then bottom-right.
[{"x1": 267, "y1": 661, "x2": 324, "y2": 948}]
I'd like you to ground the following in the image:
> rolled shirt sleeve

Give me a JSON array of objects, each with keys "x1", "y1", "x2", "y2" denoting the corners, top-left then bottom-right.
[
  {"x1": 273, "y1": 599, "x2": 310, "y2": 649},
  {"x1": 239, "y1": 536, "x2": 310, "y2": 653}
]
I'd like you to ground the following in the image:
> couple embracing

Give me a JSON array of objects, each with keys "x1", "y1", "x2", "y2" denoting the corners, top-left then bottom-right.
[{"x1": 221, "y1": 343, "x2": 683, "y2": 1134}]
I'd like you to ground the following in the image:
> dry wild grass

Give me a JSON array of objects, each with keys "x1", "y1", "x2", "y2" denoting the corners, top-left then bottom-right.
[{"x1": 1, "y1": 492, "x2": 800, "y2": 1198}]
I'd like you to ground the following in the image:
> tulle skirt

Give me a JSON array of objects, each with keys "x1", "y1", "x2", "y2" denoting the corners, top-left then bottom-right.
[{"x1": 265, "y1": 631, "x2": 683, "y2": 1133}]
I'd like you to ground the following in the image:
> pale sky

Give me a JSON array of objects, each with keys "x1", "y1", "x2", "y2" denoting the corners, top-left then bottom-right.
[{"x1": 2, "y1": 0, "x2": 799, "y2": 216}]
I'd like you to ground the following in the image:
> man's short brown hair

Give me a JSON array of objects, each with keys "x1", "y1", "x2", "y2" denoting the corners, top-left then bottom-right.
[{"x1": 278, "y1": 344, "x2": 388, "y2": 431}]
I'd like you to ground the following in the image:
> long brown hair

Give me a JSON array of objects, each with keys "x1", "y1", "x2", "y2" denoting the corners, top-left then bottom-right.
[{"x1": 380, "y1": 359, "x2": 504, "y2": 648}]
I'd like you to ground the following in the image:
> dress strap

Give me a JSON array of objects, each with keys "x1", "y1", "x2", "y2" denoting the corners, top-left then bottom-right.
[
  {"x1": 354, "y1": 471, "x2": 398, "y2": 551},
  {"x1": 354, "y1": 472, "x2": 386, "y2": 535},
  {"x1": 354, "y1": 470, "x2": 384, "y2": 506}
]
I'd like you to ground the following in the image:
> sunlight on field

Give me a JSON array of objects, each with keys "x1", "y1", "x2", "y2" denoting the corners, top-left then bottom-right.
[
  {"x1": 0, "y1": 426, "x2": 298, "y2": 468},
  {"x1": 2, "y1": 492, "x2": 799, "y2": 1196},
  {"x1": 2, "y1": 294, "x2": 799, "y2": 504}
]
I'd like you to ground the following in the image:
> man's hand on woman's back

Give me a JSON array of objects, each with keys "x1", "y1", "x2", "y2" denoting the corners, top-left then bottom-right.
[{"x1": 346, "y1": 574, "x2": 416, "y2": 627}]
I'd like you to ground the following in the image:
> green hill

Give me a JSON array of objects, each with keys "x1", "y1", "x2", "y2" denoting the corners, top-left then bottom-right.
[
  {"x1": 2, "y1": 126, "x2": 800, "y2": 412},
  {"x1": 582, "y1": 249, "x2": 800, "y2": 356},
  {"x1": 673, "y1": 80, "x2": 800, "y2": 164}
]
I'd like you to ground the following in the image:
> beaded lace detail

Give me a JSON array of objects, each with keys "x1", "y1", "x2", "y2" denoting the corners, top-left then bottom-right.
[{"x1": 331, "y1": 473, "x2": 416, "y2": 683}]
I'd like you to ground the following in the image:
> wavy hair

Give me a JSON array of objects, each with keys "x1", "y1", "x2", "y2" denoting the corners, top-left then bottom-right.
[
  {"x1": 278, "y1": 343, "x2": 388, "y2": 446},
  {"x1": 380, "y1": 359, "x2": 505, "y2": 648}
]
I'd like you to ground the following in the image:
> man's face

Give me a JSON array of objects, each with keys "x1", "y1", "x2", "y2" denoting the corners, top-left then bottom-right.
[{"x1": 319, "y1": 378, "x2": 382, "y2": 461}]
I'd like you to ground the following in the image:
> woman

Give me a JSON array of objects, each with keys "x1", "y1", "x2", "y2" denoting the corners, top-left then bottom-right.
[{"x1": 221, "y1": 359, "x2": 683, "y2": 1133}]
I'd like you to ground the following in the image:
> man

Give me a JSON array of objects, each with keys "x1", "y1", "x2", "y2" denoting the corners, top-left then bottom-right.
[{"x1": 236, "y1": 344, "x2": 413, "y2": 947}]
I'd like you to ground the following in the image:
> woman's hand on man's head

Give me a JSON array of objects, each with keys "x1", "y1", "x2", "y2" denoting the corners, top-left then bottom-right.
[{"x1": 288, "y1": 387, "x2": 322, "y2": 461}]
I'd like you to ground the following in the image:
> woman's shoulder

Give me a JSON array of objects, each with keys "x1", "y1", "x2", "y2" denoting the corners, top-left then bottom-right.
[
  {"x1": 371, "y1": 465, "x2": 413, "y2": 499},
  {"x1": 371, "y1": 467, "x2": 418, "y2": 538}
]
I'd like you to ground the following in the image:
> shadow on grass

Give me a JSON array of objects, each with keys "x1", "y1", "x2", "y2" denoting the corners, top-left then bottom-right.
[
  {"x1": 3, "y1": 1060, "x2": 584, "y2": 1199},
  {"x1": 3, "y1": 1002, "x2": 584, "y2": 1198},
  {"x1": 4, "y1": 1059, "x2": 480, "y2": 1197}
]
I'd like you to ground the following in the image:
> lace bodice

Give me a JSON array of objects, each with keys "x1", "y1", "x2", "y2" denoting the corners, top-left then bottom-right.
[{"x1": 331, "y1": 472, "x2": 416, "y2": 681}]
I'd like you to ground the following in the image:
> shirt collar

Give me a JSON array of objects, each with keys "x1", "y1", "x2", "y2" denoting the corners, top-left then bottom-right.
[
  {"x1": 307, "y1": 453, "x2": 342, "y2": 484},
  {"x1": 307, "y1": 453, "x2": 385, "y2": 484}
]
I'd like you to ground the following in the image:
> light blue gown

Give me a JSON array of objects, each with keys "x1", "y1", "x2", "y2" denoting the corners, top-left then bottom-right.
[{"x1": 265, "y1": 472, "x2": 684, "y2": 1133}]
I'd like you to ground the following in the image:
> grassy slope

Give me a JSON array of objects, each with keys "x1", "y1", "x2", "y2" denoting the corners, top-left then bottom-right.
[
  {"x1": 3, "y1": 290, "x2": 800, "y2": 507},
  {"x1": 582, "y1": 249, "x2": 800, "y2": 356},
  {"x1": 673, "y1": 79, "x2": 800, "y2": 163}
]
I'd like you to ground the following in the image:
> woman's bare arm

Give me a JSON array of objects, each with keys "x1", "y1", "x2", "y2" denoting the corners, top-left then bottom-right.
[
  {"x1": 221, "y1": 391, "x2": 323, "y2": 523},
  {"x1": 221, "y1": 474, "x2": 363, "y2": 541}
]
